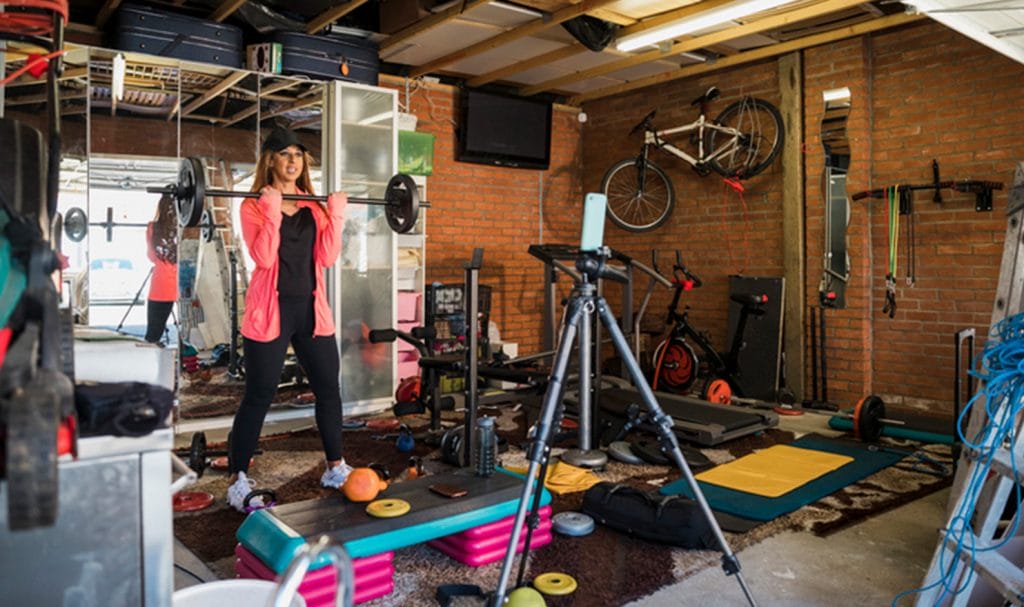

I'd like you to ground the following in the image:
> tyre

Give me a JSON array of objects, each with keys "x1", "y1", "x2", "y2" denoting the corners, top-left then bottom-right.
[
  {"x1": 651, "y1": 338, "x2": 698, "y2": 393},
  {"x1": 706, "y1": 97, "x2": 784, "y2": 179},
  {"x1": 600, "y1": 158, "x2": 675, "y2": 232}
]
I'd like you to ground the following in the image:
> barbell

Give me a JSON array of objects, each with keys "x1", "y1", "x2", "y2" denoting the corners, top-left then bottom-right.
[
  {"x1": 64, "y1": 206, "x2": 224, "y2": 243},
  {"x1": 171, "y1": 431, "x2": 263, "y2": 478},
  {"x1": 149, "y1": 157, "x2": 428, "y2": 234},
  {"x1": 774, "y1": 395, "x2": 905, "y2": 443}
]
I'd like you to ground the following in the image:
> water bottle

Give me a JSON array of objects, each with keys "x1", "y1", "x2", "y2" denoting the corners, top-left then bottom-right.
[{"x1": 475, "y1": 416, "x2": 496, "y2": 477}]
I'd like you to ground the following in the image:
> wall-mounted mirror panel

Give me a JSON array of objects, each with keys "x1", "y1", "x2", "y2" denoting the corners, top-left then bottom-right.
[{"x1": 819, "y1": 87, "x2": 852, "y2": 309}]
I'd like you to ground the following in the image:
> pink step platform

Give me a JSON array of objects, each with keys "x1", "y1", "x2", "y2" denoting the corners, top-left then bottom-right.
[
  {"x1": 428, "y1": 507, "x2": 553, "y2": 567},
  {"x1": 234, "y1": 544, "x2": 394, "y2": 606}
]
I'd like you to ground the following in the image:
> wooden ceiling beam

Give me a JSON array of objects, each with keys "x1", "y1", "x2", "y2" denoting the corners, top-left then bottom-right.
[
  {"x1": 467, "y1": 42, "x2": 586, "y2": 87},
  {"x1": 306, "y1": 0, "x2": 371, "y2": 35},
  {"x1": 381, "y1": 0, "x2": 492, "y2": 52},
  {"x1": 464, "y1": 0, "x2": 737, "y2": 89},
  {"x1": 179, "y1": 70, "x2": 248, "y2": 118},
  {"x1": 210, "y1": 0, "x2": 248, "y2": 23},
  {"x1": 570, "y1": 12, "x2": 923, "y2": 104},
  {"x1": 520, "y1": 0, "x2": 876, "y2": 96},
  {"x1": 409, "y1": 0, "x2": 623, "y2": 79}
]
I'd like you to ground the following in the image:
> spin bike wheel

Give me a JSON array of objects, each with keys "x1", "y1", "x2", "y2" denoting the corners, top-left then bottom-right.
[
  {"x1": 706, "y1": 97, "x2": 784, "y2": 179},
  {"x1": 651, "y1": 338, "x2": 697, "y2": 393},
  {"x1": 600, "y1": 158, "x2": 675, "y2": 232}
]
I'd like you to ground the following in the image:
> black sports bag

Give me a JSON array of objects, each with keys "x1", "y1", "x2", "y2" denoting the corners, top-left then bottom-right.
[{"x1": 581, "y1": 482, "x2": 719, "y2": 549}]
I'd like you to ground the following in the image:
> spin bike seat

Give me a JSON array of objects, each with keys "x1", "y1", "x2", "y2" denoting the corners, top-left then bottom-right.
[
  {"x1": 690, "y1": 86, "x2": 720, "y2": 107},
  {"x1": 730, "y1": 293, "x2": 768, "y2": 313}
]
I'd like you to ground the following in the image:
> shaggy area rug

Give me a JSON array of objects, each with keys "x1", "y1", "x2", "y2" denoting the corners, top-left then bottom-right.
[{"x1": 173, "y1": 405, "x2": 953, "y2": 606}]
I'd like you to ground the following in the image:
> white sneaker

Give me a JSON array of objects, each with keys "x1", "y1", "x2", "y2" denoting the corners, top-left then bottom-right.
[
  {"x1": 320, "y1": 460, "x2": 354, "y2": 489},
  {"x1": 226, "y1": 472, "x2": 263, "y2": 513}
]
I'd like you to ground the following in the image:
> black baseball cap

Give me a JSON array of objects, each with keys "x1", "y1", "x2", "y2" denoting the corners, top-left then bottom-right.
[{"x1": 261, "y1": 126, "x2": 307, "y2": 153}]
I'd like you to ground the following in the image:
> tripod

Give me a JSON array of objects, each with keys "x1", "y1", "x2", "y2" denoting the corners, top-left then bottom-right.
[
  {"x1": 491, "y1": 247, "x2": 757, "y2": 606},
  {"x1": 114, "y1": 266, "x2": 154, "y2": 336}
]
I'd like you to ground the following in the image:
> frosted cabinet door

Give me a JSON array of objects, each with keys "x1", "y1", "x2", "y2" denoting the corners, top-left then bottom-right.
[{"x1": 336, "y1": 86, "x2": 396, "y2": 404}]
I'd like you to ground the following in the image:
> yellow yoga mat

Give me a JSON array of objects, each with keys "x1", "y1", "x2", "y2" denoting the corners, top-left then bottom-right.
[{"x1": 695, "y1": 444, "x2": 854, "y2": 498}]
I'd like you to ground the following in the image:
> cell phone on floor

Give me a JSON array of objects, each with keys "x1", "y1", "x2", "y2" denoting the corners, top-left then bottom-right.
[{"x1": 429, "y1": 483, "x2": 468, "y2": 498}]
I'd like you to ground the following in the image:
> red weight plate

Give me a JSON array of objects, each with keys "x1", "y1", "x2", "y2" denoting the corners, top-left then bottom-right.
[
  {"x1": 173, "y1": 491, "x2": 214, "y2": 512},
  {"x1": 366, "y1": 418, "x2": 401, "y2": 431},
  {"x1": 705, "y1": 379, "x2": 732, "y2": 405}
]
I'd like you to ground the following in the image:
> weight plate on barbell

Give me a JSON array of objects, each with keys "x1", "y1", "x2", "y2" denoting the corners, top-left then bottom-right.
[
  {"x1": 65, "y1": 206, "x2": 88, "y2": 243},
  {"x1": 385, "y1": 173, "x2": 419, "y2": 234},
  {"x1": 200, "y1": 209, "x2": 215, "y2": 243},
  {"x1": 189, "y1": 431, "x2": 207, "y2": 478},
  {"x1": 178, "y1": 158, "x2": 204, "y2": 228},
  {"x1": 854, "y1": 395, "x2": 885, "y2": 443}
]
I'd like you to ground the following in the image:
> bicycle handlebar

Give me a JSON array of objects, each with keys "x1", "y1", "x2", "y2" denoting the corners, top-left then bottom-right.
[{"x1": 673, "y1": 250, "x2": 703, "y2": 288}]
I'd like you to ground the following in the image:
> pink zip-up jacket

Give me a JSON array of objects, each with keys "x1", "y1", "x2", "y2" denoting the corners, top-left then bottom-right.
[{"x1": 239, "y1": 189, "x2": 346, "y2": 342}]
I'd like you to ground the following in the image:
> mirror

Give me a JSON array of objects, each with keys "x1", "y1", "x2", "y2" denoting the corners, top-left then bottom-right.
[
  {"x1": 75, "y1": 48, "x2": 180, "y2": 388},
  {"x1": 819, "y1": 87, "x2": 852, "y2": 308},
  {"x1": 175, "y1": 71, "x2": 327, "y2": 424},
  {"x1": 174, "y1": 61, "x2": 262, "y2": 421}
]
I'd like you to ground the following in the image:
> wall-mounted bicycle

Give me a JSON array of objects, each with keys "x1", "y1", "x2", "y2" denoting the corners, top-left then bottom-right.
[{"x1": 600, "y1": 87, "x2": 785, "y2": 232}]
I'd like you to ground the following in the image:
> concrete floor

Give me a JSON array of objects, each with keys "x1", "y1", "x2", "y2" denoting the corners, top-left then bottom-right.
[{"x1": 173, "y1": 409, "x2": 959, "y2": 605}]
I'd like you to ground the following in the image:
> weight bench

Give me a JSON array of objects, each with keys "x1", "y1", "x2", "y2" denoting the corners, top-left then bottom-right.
[
  {"x1": 237, "y1": 469, "x2": 552, "y2": 572},
  {"x1": 570, "y1": 387, "x2": 779, "y2": 446}
]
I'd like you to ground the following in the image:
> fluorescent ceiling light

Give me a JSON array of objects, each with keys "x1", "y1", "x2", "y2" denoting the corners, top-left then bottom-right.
[{"x1": 617, "y1": 0, "x2": 797, "y2": 52}]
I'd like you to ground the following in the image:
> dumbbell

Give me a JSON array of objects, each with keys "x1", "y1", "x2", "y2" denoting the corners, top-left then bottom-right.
[{"x1": 173, "y1": 432, "x2": 263, "y2": 478}]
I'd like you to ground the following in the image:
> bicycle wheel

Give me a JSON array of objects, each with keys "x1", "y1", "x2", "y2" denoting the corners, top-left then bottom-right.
[
  {"x1": 706, "y1": 97, "x2": 784, "y2": 179},
  {"x1": 600, "y1": 158, "x2": 675, "y2": 232}
]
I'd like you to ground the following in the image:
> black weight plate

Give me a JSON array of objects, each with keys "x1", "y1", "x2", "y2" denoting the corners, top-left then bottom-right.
[
  {"x1": 64, "y1": 206, "x2": 87, "y2": 242},
  {"x1": 178, "y1": 158, "x2": 205, "y2": 228},
  {"x1": 200, "y1": 209, "x2": 215, "y2": 243},
  {"x1": 385, "y1": 173, "x2": 419, "y2": 234},
  {"x1": 631, "y1": 440, "x2": 670, "y2": 465},
  {"x1": 189, "y1": 432, "x2": 207, "y2": 477},
  {"x1": 552, "y1": 511, "x2": 595, "y2": 537},
  {"x1": 608, "y1": 440, "x2": 644, "y2": 465},
  {"x1": 855, "y1": 395, "x2": 885, "y2": 443}
]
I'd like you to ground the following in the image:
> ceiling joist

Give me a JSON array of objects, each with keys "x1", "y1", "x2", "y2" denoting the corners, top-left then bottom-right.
[
  {"x1": 409, "y1": 0, "x2": 623, "y2": 79},
  {"x1": 520, "y1": 0, "x2": 879, "y2": 96},
  {"x1": 210, "y1": 0, "x2": 247, "y2": 23},
  {"x1": 306, "y1": 0, "x2": 371, "y2": 35},
  {"x1": 381, "y1": 0, "x2": 493, "y2": 52},
  {"x1": 570, "y1": 12, "x2": 924, "y2": 104}
]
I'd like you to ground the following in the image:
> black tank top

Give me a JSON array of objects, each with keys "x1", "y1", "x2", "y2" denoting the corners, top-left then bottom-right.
[{"x1": 277, "y1": 207, "x2": 315, "y2": 297}]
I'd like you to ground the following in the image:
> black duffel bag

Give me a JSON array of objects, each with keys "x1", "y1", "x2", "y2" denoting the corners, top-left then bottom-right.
[
  {"x1": 74, "y1": 382, "x2": 174, "y2": 437},
  {"x1": 581, "y1": 481, "x2": 719, "y2": 549}
]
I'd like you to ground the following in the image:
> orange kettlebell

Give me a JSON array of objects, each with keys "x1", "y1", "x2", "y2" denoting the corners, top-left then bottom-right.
[{"x1": 342, "y1": 467, "x2": 389, "y2": 502}]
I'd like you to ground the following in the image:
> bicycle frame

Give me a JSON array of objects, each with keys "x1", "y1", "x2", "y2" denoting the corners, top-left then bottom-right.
[{"x1": 642, "y1": 112, "x2": 747, "y2": 170}]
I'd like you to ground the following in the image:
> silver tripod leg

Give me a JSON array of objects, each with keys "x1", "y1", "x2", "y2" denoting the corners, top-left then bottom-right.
[
  {"x1": 595, "y1": 296, "x2": 758, "y2": 607},
  {"x1": 491, "y1": 294, "x2": 586, "y2": 605}
]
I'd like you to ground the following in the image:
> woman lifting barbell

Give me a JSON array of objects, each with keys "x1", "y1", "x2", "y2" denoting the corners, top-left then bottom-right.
[{"x1": 226, "y1": 126, "x2": 354, "y2": 513}]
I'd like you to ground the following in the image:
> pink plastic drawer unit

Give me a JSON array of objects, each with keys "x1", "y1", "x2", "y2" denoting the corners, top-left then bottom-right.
[
  {"x1": 458, "y1": 506, "x2": 552, "y2": 539},
  {"x1": 233, "y1": 544, "x2": 395, "y2": 605},
  {"x1": 429, "y1": 530, "x2": 553, "y2": 567},
  {"x1": 397, "y1": 291, "x2": 421, "y2": 322}
]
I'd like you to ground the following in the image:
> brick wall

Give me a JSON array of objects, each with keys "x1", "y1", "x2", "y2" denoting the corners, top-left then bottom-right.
[
  {"x1": 580, "y1": 21, "x2": 1024, "y2": 415},
  {"x1": 384, "y1": 81, "x2": 584, "y2": 354}
]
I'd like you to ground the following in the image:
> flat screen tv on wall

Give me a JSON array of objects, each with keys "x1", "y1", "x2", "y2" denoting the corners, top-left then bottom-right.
[{"x1": 457, "y1": 89, "x2": 552, "y2": 170}]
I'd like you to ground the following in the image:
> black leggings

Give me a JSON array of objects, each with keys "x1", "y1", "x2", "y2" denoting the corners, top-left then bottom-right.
[
  {"x1": 145, "y1": 300, "x2": 173, "y2": 343},
  {"x1": 229, "y1": 296, "x2": 344, "y2": 474}
]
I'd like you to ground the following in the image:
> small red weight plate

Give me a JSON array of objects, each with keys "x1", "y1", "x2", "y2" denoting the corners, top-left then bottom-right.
[
  {"x1": 366, "y1": 418, "x2": 400, "y2": 431},
  {"x1": 773, "y1": 406, "x2": 805, "y2": 416},
  {"x1": 561, "y1": 418, "x2": 579, "y2": 430},
  {"x1": 173, "y1": 491, "x2": 214, "y2": 512}
]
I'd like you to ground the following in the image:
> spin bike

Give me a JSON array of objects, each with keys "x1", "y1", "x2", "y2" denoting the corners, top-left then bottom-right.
[{"x1": 651, "y1": 251, "x2": 767, "y2": 404}]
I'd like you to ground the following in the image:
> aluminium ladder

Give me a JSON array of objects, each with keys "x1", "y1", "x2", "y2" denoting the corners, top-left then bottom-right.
[{"x1": 914, "y1": 162, "x2": 1024, "y2": 606}]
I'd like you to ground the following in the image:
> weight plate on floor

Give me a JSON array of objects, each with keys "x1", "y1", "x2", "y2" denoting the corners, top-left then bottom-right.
[
  {"x1": 173, "y1": 491, "x2": 214, "y2": 512},
  {"x1": 366, "y1": 418, "x2": 401, "y2": 431},
  {"x1": 534, "y1": 572, "x2": 578, "y2": 596},
  {"x1": 551, "y1": 511, "x2": 595, "y2": 537},
  {"x1": 630, "y1": 440, "x2": 670, "y2": 465},
  {"x1": 608, "y1": 441, "x2": 644, "y2": 465},
  {"x1": 366, "y1": 498, "x2": 410, "y2": 518}
]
